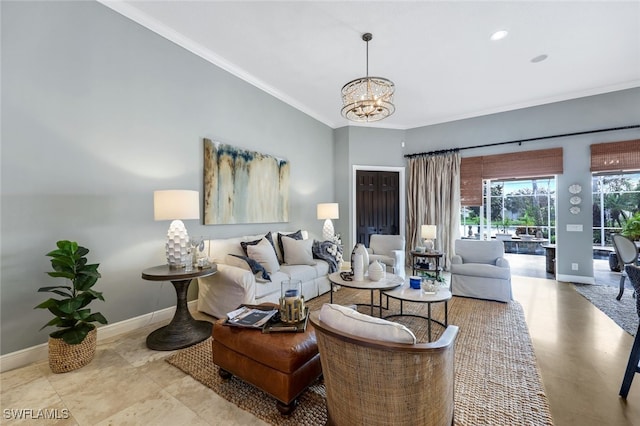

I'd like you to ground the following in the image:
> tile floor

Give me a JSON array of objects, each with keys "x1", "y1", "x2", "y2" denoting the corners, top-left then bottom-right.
[{"x1": 1, "y1": 263, "x2": 639, "y2": 425}]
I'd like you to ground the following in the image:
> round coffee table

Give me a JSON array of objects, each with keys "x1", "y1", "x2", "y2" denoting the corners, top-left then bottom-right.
[
  {"x1": 383, "y1": 282, "x2": 452, "y2": 342},
  {"x1": 327, "y1": 272, "x2": 403, "y2": 317}
]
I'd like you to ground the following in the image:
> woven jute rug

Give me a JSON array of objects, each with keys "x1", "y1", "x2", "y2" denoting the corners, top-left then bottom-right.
[{"x1": 167, "y1": 289, "x2": 553, "y2": 425}]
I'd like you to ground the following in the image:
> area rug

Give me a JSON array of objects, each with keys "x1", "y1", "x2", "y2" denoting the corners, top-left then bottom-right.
[
  {"x1": 572, "y1": 283, "x2": 638, "y2": 336},
  {"x1": 167, "y1": 290, "x2": 553, "y2": 425}
]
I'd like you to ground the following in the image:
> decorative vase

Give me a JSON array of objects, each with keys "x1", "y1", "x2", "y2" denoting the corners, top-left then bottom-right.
[
  {"x1": 368, "y1": 260, "x2": 384, "y2": 281},
  {"x1": 353, "y1": 253, "x2": 364, "y2": 281},
  {"x1": 48, "y1": 327, "x2": 97, "y2": 373},
  {"x1": 351, "y1": 243, "x2": 369, "y2": 272}
]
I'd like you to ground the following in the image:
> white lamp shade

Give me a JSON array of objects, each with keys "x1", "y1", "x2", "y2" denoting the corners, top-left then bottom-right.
[
  {"x1": 421, "y1": 225, "x2": 437, "y2": 240},
  {"x1": 317, "y1": 203, "x2": 339, "y2": 220},
  {"x1": 154, "y1": 190, "x2": 200, "y2": 221}
]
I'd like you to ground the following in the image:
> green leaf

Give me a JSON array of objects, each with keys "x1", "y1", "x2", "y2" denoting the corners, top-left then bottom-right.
[
  {"x1": 58, "y1": 298, "x2": 83, "y2": 314},
  {"x1": 47, "y1": 271, "x2": 74, "y2": 280},
  {"x1": 59, "y1": 328, "x2": 88, "y2": 345},
  {"x1": 37, "y1": 285, "x2": 71, "y2": 292},
  {"x1": 86, "y1": 312, "x2": 108, "y2": 325},
  {"x1": 34, "y1": 298, "x2": 60, "y2": 310}
]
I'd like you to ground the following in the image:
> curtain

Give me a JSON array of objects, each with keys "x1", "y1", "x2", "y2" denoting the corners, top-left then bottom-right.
[{"x1": 407, "y1": 152, "x2": 461, "y2": 270}]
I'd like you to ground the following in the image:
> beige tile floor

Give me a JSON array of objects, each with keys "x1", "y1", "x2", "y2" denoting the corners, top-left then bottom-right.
[{"x1": 1, "y1": 274, "x2": 639, "y2": 425}]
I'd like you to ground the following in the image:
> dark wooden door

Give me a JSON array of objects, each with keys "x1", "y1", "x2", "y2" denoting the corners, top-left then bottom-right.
[{"x1": 356, "y1": 170, "x2": 400, "y2": 246}]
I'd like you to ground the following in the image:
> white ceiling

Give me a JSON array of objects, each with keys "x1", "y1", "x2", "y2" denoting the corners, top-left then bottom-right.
[{"x1": 100, "y1": 1, "x2": 640, "y2": 130}]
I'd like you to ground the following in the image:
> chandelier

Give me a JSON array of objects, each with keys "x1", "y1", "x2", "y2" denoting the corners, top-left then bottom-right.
[{"x1": 341, "y1": 33, "x2": 395, "y2": 123}]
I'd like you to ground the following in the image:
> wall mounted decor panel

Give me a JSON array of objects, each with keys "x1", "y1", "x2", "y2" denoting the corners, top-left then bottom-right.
[{"x1": 203, "y1": 139, "x2": 289, "y2": 224}]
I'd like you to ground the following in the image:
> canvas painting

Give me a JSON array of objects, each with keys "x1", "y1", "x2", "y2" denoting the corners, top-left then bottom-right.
[{"x1": 204, "y1": 139, "x2": 290, "y2": 224}]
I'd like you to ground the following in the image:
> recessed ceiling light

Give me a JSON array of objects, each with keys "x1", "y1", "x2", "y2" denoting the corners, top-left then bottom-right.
[
  {"x1": 490, "y1": 30, "x2": 508, "y2": 41},
  {"x1": 531, "y1": 54, "x2": 548, "y2": 63}
]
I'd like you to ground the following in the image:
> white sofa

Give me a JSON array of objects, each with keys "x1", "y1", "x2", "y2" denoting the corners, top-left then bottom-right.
[
  {"x1": 450, "y1": 239, "x2": 512, "y2": 303},
  {"x1": 196, "y1": 231, "x2": 333, "y2": 319}
]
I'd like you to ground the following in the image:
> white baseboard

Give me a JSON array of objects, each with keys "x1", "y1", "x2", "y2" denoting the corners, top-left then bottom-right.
[
  {"x1": 556, "y1": 274, "x2": 596, "y2": 285},
  {"x1": 0, "y1": 301, "x2": 197, "y2": 373}
]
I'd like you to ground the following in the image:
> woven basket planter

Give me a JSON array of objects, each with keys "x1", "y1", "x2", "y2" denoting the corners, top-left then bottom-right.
[{"x1": 48, "y1": 327, "x2": 97, "y2": 373}]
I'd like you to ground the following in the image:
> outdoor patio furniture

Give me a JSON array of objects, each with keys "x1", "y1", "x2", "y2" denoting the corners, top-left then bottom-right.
[{"x1": 612, "y1": 234, "x2": 639, "y2": 300}]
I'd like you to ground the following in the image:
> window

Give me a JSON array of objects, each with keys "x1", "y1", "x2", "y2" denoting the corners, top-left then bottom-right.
[
  {"x1": 592, "y1": 172, "x2": 640, "y2": 246},
  {"x1": 460, "y1": 177, "x2": 556, "y2": 244}
]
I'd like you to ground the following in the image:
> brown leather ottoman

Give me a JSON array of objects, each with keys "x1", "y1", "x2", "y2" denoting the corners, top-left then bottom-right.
[{"x1": 212, "y1": 317, "x2": 322, "y2": 414}]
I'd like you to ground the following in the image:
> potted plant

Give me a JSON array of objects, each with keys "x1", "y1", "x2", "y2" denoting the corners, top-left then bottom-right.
[
  {"x1": 35, "y1": 240, "x2": 107, "y2": 373},
  {"x1": 621, "y1": 212, "x2": 640, "y2": 241}
]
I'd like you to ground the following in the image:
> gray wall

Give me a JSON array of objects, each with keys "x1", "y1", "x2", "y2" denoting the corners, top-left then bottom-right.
[
  {"x1": 1, "y1": 1, "x2": 334, "y2": 355},
  {"x1": 404, "y1": 88, "x2": 640, "y2": 282},
  {"x1": 334, "y1": 126, "x2": 407, "y2": 250}
]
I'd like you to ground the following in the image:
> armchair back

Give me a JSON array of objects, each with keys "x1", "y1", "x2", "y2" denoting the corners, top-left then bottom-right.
[
  {"x1": 454, "y1": 239, "x2": 505, "y2": 264},
  {"x1": 310, "y1": 309, "x2": 457, "y2": 426}
]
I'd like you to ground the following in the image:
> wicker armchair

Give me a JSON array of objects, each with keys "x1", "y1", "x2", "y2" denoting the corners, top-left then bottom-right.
[
  {"x1": 620, "y1": 264, "x2": 640, "y2": 398},
  {"x1": 309, "y1": 310, "x2": 458, "y2": 426}
]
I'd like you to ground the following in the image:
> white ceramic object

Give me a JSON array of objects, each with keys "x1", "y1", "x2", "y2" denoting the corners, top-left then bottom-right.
[
  {"x1": 353, "y1": 253, "x2": 364, "y2": 281},
  {"x1": 368, "y1": 260, "x2": 384, "y2": 281},
  {"x1": 351, "y1": 243, "x2": 369, "y2": 272}
]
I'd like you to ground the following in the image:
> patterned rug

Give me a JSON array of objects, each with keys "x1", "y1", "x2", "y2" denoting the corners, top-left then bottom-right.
[
  {"x1": 572, "y1": 283, "x2": 638, "y2": 336},
  {"x1": 167, "y1": 290, "x2": 553, "y2": 425}
]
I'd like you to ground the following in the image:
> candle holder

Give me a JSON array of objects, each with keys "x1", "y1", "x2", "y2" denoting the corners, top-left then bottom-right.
[{"x1": 279, "y1": 280, "x2": 306, "y2": 324}]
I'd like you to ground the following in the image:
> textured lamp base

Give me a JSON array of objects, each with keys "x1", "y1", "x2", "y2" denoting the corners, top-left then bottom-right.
[
  {"x1": 322, "y1": 219, "x2": 335, "y2": 241},
  {"x1": 166, "y1": 219, "x2": 189, "y2": 267}
]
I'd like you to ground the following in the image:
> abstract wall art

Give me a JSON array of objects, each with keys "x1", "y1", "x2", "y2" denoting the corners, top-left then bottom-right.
[{"x1": 203, "y1": 139, "x2": 290, "y2": 224}]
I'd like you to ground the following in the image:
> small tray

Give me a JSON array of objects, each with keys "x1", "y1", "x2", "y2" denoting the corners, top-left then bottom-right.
[{"x1": 263, "y1": 308, "x2": 309, "y2": 333}]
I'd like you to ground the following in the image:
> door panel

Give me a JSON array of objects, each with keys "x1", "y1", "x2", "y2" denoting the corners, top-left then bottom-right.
[{"x1": 356, "y1": 170, "x2": 400, "y2": 246}]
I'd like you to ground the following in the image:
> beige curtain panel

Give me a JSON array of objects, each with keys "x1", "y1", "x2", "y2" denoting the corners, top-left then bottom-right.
[{"x1": 407, "y1": 152, "x2": 461, "y2": 269}]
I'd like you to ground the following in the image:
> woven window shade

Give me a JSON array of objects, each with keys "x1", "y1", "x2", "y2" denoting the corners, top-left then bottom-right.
[
  {"x1": 460, "y1": 157, "x2": 483, "y2": 206},
  {"x1": 481, "y1": 148, "x2": 563, "y2": 180},
  {"x1": 459, "y1": 148, "x2": 563, "y2": 205},
  {"x1": 590, "y1": 139, "x2": 640, "y2": 173}
]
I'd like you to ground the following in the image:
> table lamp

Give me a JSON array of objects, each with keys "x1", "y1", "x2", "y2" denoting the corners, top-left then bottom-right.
[
  {"x1": 317, "y1": 203, "x2": 339, "y2": 241},
  {"x1": 421, "y1": 225, "x2": 437, "y2": 252},
  {"x1": 154, "y1": 190, "x2": 200, "y2": 269}
]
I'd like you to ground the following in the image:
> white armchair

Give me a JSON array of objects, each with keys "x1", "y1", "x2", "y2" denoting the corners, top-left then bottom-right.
[
  {"x1": 450, "y1": 239, "x2": 512, "y2": 303},
  {"x1": 367, "y1": 234, "x2": 406, "y2": 279}
]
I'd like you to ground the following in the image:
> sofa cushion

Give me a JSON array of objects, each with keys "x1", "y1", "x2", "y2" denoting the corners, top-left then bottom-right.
[
  {"x1": 369, "y1": 254, "x2": 395, "y2": 268},
  {"x1": 240, "y1": 231, "x2": 277, "y2": 257},
  {"x1": 247, "y1": 238, "x2": 280, "y2": 274},
  {"x1": 280, "y1": 264, "x2": 318, "y2": 284},
  {"x1": 282, "y1": 237, "x2": 316, "y2": 266},
  {"x1": 319, "y1": 304, "x2": 416, "y2": 344},
  {"x1": 227, "y1": 254, "x2": 271, "y2": 282},
  {"x1": 451, "y1": 263, "x2": 511, "y2": 280},
  {"x1": 277, "y1": 230, "x2": 303, "y2": 263}
]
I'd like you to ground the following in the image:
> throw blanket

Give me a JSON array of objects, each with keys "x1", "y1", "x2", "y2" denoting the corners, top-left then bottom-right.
[{"x1": 312, "y1": 240, "x2": 343, "y2": 273}]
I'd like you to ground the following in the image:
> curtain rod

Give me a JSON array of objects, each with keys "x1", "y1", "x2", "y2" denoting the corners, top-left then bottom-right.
[{"x1": 404, "y1": 125, "x2": 640, "y2": 159}]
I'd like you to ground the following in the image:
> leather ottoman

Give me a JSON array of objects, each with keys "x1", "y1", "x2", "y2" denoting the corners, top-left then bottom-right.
[{"x1": 212, "y1": 316, "x2": 322, "y2": 414}]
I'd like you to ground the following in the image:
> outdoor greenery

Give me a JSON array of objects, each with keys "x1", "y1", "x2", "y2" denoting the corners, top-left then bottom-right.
[
  {"x1": 460, "y1": 173, "x2": 640, "y2": 247},
  {"x1": 35, "y1": 240, "x2": 107, "y2": 345},
  {"x1": 621, "y1": 211, "x2": 640, "y2": 241},
  {"x1": 592, "y1": 173, "x2": 640, "y2": 245},
  {"x1": 460, "y1": 178, "x2": 555, "y2": 241}
]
